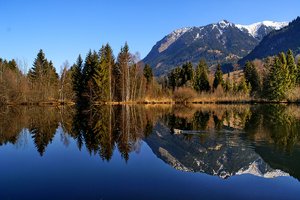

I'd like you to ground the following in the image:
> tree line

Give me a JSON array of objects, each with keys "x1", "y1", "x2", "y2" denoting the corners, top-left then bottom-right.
[
  {"x1": 0, "y1": 43, "x2": 155, "y2": 105},
  {"x1": 164, "y1": 49, "x2": 300, "y2": 101},
  {"x1": 1, "y1": 45, "x2": 300, "y2": 104},
  {"x1": 245, "y1": 50, "x2": 300, "y2": 101},
  {"x1": 71, "y1": 42, "x2": 154, "y2": 105},
  {"x1": 0, "y1": 50, "x2": 73, "y2": 104},
  {"x1": 165, "y1": 60, "x2": 251, "y2": 98}
]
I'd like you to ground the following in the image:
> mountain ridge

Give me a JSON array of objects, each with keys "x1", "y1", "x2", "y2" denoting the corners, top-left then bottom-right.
[
  {"x1": 143, "y1": 20, "x2": 288, "y2": 76},
  {"x1": 236, "y1": 21, "x2": 288, "y2": 40},
  {"x1": 239, "y1": 17, "x2": 300, "y2": 65}
]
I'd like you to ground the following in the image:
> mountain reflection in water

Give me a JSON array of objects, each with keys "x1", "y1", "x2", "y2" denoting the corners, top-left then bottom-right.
[{"x1": 0, "y1": 104, "x2": 300, "y2": 181}]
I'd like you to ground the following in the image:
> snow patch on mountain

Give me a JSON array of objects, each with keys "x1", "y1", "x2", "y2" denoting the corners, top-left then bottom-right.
[
  {"x1": 158, "y1": 27, "x2": 191, "y2": 53},
  {"x1": 217, "y1": 20, "x2": 233, "y2": 29},
  {"x1": 236, "y1": 21, "x2": 288, "y2": 38},
  {"x1": 158, "y1": 20, "x2": 287, "y2": 54}
]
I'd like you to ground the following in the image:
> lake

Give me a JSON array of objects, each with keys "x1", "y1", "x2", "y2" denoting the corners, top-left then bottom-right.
[{"x1": 0, "y1": 104, "x2": 299, "y2": 200}]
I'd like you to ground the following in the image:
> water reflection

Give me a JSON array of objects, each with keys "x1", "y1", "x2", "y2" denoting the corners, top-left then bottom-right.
[
  {"x1": 151, "y1": 104, "x2": 300, "y2": 180},
  {"x1": 0, "y1": 104, "x2": 299, "y2": 180},
  {"x1": 0, "y1": 105, "x2": 167, "y2": 160},
  {"x1": 71, "y1": 105, "x2": 164, "y2": 161}
]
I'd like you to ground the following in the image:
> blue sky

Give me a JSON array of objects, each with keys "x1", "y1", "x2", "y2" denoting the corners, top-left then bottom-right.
[{"x1": 0, "y1": 0, "x2": 299, "y2": 72}]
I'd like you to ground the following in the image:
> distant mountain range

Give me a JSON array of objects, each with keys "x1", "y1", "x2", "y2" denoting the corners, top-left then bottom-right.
[
  {"x1": 142, "y1": 20, "x2": 288, "y2": 76},
  {"x1": 239, "y1": 17, "x2": 300, "y2": 65}
]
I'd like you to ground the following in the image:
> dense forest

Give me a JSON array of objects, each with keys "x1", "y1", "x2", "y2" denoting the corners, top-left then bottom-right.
[{"x1": 0, "y1": 43, "x2": 300, "y2": 105}]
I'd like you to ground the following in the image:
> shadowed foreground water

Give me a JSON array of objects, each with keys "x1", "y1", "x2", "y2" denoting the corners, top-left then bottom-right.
[{"x1": 0, "y1": 105, "x2": 299, "y2": 200}]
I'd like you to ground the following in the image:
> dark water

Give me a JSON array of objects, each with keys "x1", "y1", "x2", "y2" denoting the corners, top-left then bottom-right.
[{"x1": 0, "y1": 105, "x2": 300, "y2": 200}]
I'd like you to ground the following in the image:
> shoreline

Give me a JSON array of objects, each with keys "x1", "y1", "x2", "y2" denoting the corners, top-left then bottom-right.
[{"x1": 1, "y1": 99, "x2": 299, "y2": 106}]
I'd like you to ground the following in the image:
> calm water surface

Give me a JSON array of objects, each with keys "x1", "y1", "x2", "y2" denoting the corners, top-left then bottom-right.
[{"x1": 0, "y1": 105, "x2": 299, "y2": 200}]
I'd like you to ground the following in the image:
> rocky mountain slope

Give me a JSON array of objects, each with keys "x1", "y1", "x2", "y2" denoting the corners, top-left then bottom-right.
[
  {"x1": 143, "y1": 20, "x2": 288, "y2": 76},
  {"x1": 239, "y1": 17, "x2": 300, "y2": 65}
]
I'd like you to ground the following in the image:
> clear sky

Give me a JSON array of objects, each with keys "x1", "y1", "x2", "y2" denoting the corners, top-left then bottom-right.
[{"x1": 0, "y1": 0, "x2": 299, "y2": 72}]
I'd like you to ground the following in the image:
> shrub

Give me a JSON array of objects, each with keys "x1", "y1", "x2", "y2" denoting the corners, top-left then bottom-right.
[{"x1": 173, "y1": 87, "x2": 197, "y2": 103}]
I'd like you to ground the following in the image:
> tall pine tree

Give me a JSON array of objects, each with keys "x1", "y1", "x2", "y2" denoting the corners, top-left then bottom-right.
[
  {"x1": 143, "y1": 64, "x2": 153, "y2": 85},
  {"x1": 28, "y1": 49, "x2": 59, "y2": 101},
  {"x1": 286, "y1": 49, "x2": 297, "y2": 87},
  {"x1": 168, "y1": 67, "x2": 182, "y2": 91},
  {"x1": 7, "y1": 59, "x2": 18, "y2": 72},
  {"x1": 103, "y1": 43, "x2": 115, "y2": 102},
  {"x1": 244, "y1": 61, "x2": 261, "y2": 95},
  {"x1": 82, "y1": 50, "x2": 100, "y2": 102},
  {"x1": 181, "y1": 62, "x2": 193, "y2": 86},
  {"x1": 263, "y1": 53, "x2": 291, "y2": 100},
  {"x1": 213, "y1": 64, "x2": 224, "y2": 90},
  {"x1": 28, "y1": 49, "x2": 48, "y2": 81},
  {"x1": 92, "y1": 45, "x2": 113, "y2": 102},
  {"x1": 193, "y1": 59, "x2": 210, "y2": 92},
  {"x1": 72, "y1": 55, "x2": 84, "y2": 101},
  {"x1": 116, "y1": 42, "x2": 131, "y2": 102}
]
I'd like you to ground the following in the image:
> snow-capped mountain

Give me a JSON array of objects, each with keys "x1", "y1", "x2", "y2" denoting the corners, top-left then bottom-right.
[
  {"x1": 143, "y1": 20, "x2": 288, "y2": 76},
  {"x1": 236, "y1": 21, "x2": 288, "y2": 40},
  {"x1": 239, "y1": 17, "x2": 300, "y2": 65}
]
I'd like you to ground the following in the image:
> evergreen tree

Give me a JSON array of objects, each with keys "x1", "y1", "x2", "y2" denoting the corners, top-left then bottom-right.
[
  {"x1": 232, "y1": 81, "x2": 239, "y2": 93},
  {"x1": 28, "y1": 49, "x2": 48, "y2": 81},
  {"x1": 286, "y1": 49, "x2": 297, "y2": 87},
  {"x1": 213, "y1": 64, "x2": 224, "y2": 90},
  {"x1": 82, "y1": 50, "x2": 100, "y2": 102},
  {"x1": 72, "y1": 55, "x2": 84, "y2": 101},
  {"x1": 238, "y1": 77, "x2": 251, "y2": 94},
  {"x1": 224, "y1": 76, "x2": 233, "y2": 92},
  {"x1": 112, "y1": 60, "x2": 122, "y2": 102},
  {"x1": 244, "y1": 61, "x2": 261, "y2": 95},
  {"x1": 193, "y1": 59, "x2": 210, "y2": 92},
  {"x1": 82, "y1": 50, "x2": 93, "y2": 84},
  {"x1": 116, "y1": 42, "x2": 132, "y2": 101},
  {"x1": 28, "y1": 49, "x2": 59, "y2": 101},
  {"x1": 279, "y1": 52, "x2": 292, "y2": 91},
  {"x1": 263, "y1": 53, "x2": 291, "y2": 101},
  {"x1": 168, "y1": 70, "x2": 176, "y2": 91},
  {"x1": 143, "y1": 64, "x2": 153, "y2": 85},
  {"x1": 47, "y1": 61, "x2": 59, "y2": 98},
  {"x1": 7, "y1": 59, "x2": 18, "y2": 72},
  {"x1": 103, "y1": 43, "x2": 115, "y2": 101},
  {"x1": 47, "y1": 61, "x2": 59, "y2": 85},
  {"x1": 168, "y1": 67, "x2": 182, "y2": 91},
  {"x1": 181, "y1": 62, "x2": 193, "y2": 85},
  {"x1": 93, "y1": 45, "x2": 111, "y2": 102},
  {"x1": 28, "y1": 50, "x2": 58, "y2": 84}
]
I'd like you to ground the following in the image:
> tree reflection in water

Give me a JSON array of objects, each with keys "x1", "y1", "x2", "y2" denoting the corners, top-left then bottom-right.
[
  {"x1": 0, "y1": 105, "x2": 167, "y2": 160},
  {"x1": 159, "y1": 104, "x2": 300, "y2": 180},
  {"x1": 0, "y1": 104, "x2": 299, "y2": 179}
]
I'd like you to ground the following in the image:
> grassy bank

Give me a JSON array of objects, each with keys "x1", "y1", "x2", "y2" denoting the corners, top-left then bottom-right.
[
  {"x1": 1, "y1": 95, "x2": 300, "y2": 106},
  {"x1": 2, "y1": 100, "x2": 76, "y2": 106},
  {"x1": 104, "y1": 97, "x2": 300, "y2": 105}
]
